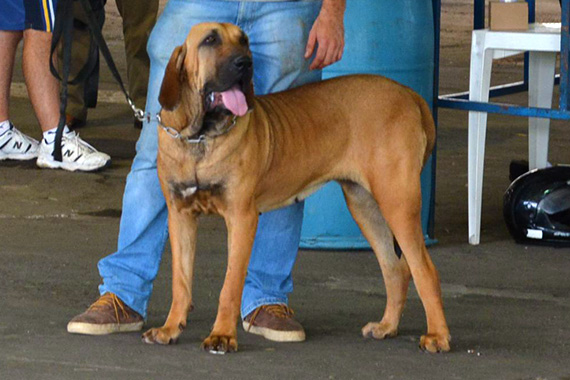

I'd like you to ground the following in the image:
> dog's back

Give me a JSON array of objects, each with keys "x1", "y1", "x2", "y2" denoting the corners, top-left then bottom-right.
[
  {"x1": 253, "y1": 75, "x2": 433, "y2": 174},
  {"x1": 258, "y1": 74, "x2": 434, "y2": 158}
]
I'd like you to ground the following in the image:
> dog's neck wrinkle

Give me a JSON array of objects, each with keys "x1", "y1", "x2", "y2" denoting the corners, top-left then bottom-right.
[
  {"x1": 194, "y1": 114, "x2": 232, "y2": 138},
  {"x1": 160, "y1": 106, "x2": 197, "y2": 134},
  {"x1": 180, "y1": 108, "x2": 204, "y2": 138},
  {"x1": 174, "y1": 101, "x2": 235, "y2": 141},
  {"x1": 195, "y1": 115, "x2": 250, "y2": 171},
  {"x1": 253, "y1": 98, "x2": 280, "y2": 175},
  {"x1": 170, "y1": 87, "x2": 205, "y2": 137}
]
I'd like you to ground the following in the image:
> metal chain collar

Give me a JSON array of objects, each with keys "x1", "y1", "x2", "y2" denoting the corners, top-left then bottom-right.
[{"x1": 128, "y1": 98, "x2": 238, "y2": 144}]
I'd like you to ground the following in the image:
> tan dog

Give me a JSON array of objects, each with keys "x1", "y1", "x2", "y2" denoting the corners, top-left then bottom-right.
[{"x1": 141, "y1": 22, "x2": 450, "y2": 354}]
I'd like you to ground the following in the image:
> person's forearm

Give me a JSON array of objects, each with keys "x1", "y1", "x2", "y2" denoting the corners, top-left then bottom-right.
[
  {"x1": 320, "y1": 0, "x2": 346, "y2": 18},
  {"x1": 305, "y1": 0, "x2": 346, "y2": 70}
]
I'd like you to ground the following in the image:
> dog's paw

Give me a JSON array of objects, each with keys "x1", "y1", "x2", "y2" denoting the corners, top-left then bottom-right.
[
  {"x1": 362, "y1": 321, "x2": 398, "y2": 340},
  {"x1": 201, "y1": 334, "x2": 237, "y2": 354},
  {"x1": 419, "y1": 333, "x2": 451, "y2": 353},
  {"x1": 142, "y1": 327, "x2": 179, "y2": 345}
]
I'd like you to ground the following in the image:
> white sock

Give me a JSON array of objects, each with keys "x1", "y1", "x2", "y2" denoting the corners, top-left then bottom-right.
[
  {"x1": 43, "y1": 125, "x2": 71, "y2": 144},
  {"x1": 0, "y1": 120, "x2": 10, "y2": 135}
]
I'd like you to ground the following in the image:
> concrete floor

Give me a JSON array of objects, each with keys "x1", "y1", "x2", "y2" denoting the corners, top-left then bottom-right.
[{"x1": 1, "y1": 1, "x2": 569, "y2": 379}]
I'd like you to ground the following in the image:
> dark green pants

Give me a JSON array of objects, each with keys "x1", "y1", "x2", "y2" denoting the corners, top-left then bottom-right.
[{"x1": 67, "y1": 0, "x2": 158, "y2": 121}]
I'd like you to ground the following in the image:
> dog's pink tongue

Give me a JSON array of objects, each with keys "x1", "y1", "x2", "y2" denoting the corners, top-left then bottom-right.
[{"x1": 220, "y1": 86, "x2": 248, "y2": 116}]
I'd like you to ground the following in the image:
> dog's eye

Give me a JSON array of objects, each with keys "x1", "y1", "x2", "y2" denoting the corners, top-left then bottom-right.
[{"x1": 203, "y1": 34, "x2": 218, "y2": 46}]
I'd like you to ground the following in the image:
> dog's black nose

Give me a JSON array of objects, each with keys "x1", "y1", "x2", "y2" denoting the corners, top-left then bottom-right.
[{"x1": 233, "y1": 56, "x2": 252, "y2": 71}]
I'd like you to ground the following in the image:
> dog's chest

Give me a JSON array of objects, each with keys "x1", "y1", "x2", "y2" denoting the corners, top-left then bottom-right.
[{"x1": 169, "y1": 179, "x2": 224, "y2": 214}]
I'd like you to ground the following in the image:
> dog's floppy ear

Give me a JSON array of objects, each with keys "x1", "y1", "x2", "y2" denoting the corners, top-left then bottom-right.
[{"x1": 159, "y1": 45, "x2": 188, "y2": 111}]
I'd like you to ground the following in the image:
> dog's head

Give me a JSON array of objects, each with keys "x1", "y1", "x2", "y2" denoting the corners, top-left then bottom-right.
[{"x1": 159, "y1": 23, "x2": 255, "y2": 136}]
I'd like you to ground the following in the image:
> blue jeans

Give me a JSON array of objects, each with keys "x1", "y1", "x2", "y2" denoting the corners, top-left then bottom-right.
[{"x1": 98, "y1": 0, "x2": 322, "y2": 319}]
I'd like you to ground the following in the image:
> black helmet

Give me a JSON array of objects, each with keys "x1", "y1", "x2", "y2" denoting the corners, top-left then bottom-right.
[{"x1": 503, "y1": 165, "x2": 570, "y2": 246}]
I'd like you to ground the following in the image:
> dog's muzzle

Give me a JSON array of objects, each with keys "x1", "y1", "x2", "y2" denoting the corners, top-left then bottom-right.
[{"x1": 205, "y1": 55, "x2": 253, "y2": 117}]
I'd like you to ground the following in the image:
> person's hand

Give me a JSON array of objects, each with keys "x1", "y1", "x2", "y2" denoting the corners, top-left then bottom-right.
[{"x1": 304, "y1": 0, "x2": 346, "y2": 70}]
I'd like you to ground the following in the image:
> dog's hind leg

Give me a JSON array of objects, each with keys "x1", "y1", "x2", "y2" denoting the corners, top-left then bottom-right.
[
  {"x1": 142, "y1": 206, "x2": 198, "y2": 345},
  {"x1": 366, "y1": 168, "x2": 450, "y2": 353},
  {"x1": 340, "y1": 181, "x2": 411, "y2": 340}
]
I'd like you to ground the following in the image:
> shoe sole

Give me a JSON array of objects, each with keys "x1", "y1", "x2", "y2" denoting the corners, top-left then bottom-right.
[
  {"x1": 36, "y1": 157, "x2": 111, "y2": 172},
  {"x1": 0, "y1": 152, "x2": 39, "y2": 161},
  {"x1": 242, "y1": 321, "x2": 305, "y2": 342},
  {"x1": 67, "y1": 321, "x2": 144, "y2": 335}
]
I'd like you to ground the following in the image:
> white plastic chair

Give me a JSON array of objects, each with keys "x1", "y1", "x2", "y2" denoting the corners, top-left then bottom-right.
[{"x1": 468, "y1": 23, "x2": 561, "y2": 245}]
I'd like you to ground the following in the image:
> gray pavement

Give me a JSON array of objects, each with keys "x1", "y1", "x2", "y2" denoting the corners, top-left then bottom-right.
[{"x1": 1, "y1": 1, "x2": 570, "y2": 379}]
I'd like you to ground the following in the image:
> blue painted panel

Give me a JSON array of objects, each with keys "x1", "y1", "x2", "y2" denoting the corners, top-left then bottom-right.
[{"x1": 300, "y1": 0, "x2": 436, "y2": 249}]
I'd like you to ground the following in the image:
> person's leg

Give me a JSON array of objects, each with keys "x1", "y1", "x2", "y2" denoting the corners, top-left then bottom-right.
[
  {"x1": 115, "y1": 0, "x2": 158, "y2": 113},
  {"x1": 0, "y1": 2, "x2": 40, "y2": 162},
  {"x1": 96, "y1": 0, "x2": 240, "y2": 319},
  {"x1": 0, "y1": 0, "x2": 25, "y2": 121},
  {"x1": 65, "y1": 1, "x2": 106, "y2": 127},
  {"x1": 65, "y1": 4, "x2": 91, "y2": 125},
  {"x1": 0, "y1": 30, "x2": 39, "y2": 162},
  {"x1": 20, "y1": 17, "x2": 110, "y2": 171},
  {"x1": 0, "y1": 31, "x2": 22, "y2": 123},
  {"x1": 21, "y1": 29, "x2": 60, "y2": 133},
  {"x1": 239, "y1": 0, "x2": 322, "y2": 325}
]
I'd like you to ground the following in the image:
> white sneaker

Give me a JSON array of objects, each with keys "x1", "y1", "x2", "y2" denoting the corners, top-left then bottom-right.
[
  {"x1": 0, "y1": 123, "x2": 40, "y2": 161},
  {"x1": 36, "y1": 131, "x2": 111, "y2": 172}
]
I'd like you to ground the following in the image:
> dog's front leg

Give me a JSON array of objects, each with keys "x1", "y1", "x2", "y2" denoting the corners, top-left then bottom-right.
[
  {"x1": 143, "y1": 205, "x2": 198, "y2": 345},
  {"x1": 202, "y1": 203, "x2": 258, "y2": 354}
]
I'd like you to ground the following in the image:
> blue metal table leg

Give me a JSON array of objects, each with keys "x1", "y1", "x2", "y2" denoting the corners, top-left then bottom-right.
[
  {"x1": 431, "y1": 0, "x2": 441, "y2": 241},
  {"x1": 561, "y1": 0, "x2": 570, "y2": 111},
  {"x1": 524, "y1": 0, "x2": 537, "y2": 86},
  {"x1": 474, "y1": 0, "x2": 485, "y2": 29}
]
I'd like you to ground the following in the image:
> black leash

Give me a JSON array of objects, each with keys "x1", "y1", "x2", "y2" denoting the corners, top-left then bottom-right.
[
  {"x1": 75, "y1": 0, "x2": 142, "y2": 117},
  {"x1": 49, "y1": 0, "x2": 142, "y2": 162},
  {"x1": 49, "y1": 0, "x2": 74, "y2": 162}
]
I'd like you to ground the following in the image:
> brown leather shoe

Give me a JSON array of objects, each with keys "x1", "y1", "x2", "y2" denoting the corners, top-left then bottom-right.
[
  {"x1": 242, "y1": 304, "x2": 305, "y2": 342},
  {"x1": 67, "y1": 293, "x2": 143, "y2": 335}
]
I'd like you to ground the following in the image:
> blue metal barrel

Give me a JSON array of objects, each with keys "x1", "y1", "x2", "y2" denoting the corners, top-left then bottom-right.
[{"x1": 300, "y1": 0, "x2": 436, "y2": 249}]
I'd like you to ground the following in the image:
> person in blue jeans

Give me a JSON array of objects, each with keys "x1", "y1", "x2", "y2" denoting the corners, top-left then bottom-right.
[{"x1": 68, "y1": 0, "x2": 345, "y2": 342}]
